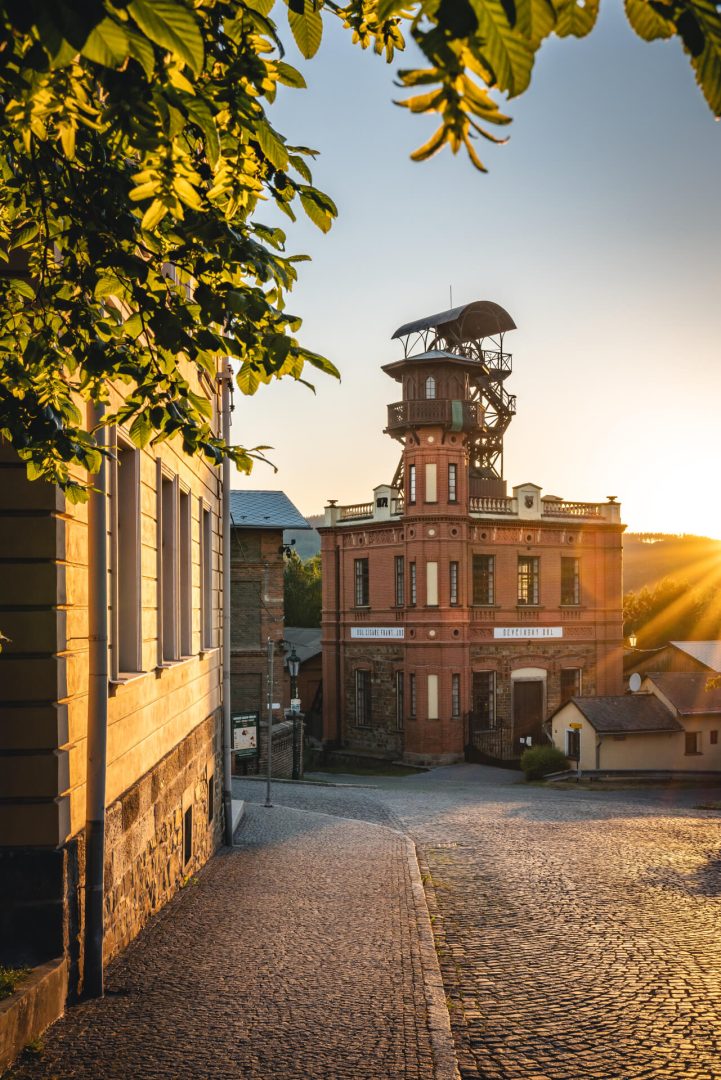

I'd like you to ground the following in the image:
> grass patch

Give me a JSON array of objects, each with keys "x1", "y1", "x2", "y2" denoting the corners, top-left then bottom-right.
[{"x1": 0, "y1": 966, "x2": 30, "y2": 1001}]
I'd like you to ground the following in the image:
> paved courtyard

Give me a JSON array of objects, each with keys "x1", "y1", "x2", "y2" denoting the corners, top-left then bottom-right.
[{"x1": 235, "y1": 767, "x2": 721, "y2": 1080}]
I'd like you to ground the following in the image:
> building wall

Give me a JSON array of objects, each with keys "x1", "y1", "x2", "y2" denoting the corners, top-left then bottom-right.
[
  {"x1": 321, "y1": 438, "x2": 624, "y2": 765},
  {"x1": 551, "y1": 701, "x2": 721, "y2": 772},
  {"x1": 229, "y1": 527, "x2": 286, "y2": 775},
  {"x1": 0, "y1": 364, "x2": 223, "y2": 981}
]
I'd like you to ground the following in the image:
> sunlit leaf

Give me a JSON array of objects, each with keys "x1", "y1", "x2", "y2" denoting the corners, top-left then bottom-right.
[{"x1": 128, "y1": 0, "x2": 204, "y2": 74}]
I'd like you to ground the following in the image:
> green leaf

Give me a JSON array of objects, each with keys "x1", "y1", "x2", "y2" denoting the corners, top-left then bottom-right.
[
  {"x1": 237, "y1": 364, "x2": 261, "y2": 395},
  {"x1": 376, "y1": 0, "x2": 407, "y2": 19},
  {"x1": 554, "y1": 0, "x2": 600, "y2": 39},
  {"x1": 127, "y1": 27, "x2": 156, "y2": 78},
  {"x1": 687, "y1": 0, "x2": 721, "y2": 117},
  {"x1": 515, "y1": 0, "x2": 557, "y2": 49},
  {"x1": 128, "y1": 0, "x2": 204, "y2": 75},
  {"x1": 183, "y1": 96, "x2": 221, "y2": 168},
  {"x1": 81, "y1": 17, "x2": 130, "y2": 67},
  {"x1": 256, "y1": 121, "x2": 289, "y2": 170},
  {"x1": 624, "y1": 0, "x2": 674, "y2": 41},
  {"x1": 11, "y1": 221, "x2": 39, "y2": 248},
  {"x1": 246, "y1": 0, "x2": 276, "y2": 13},
  {"x1": 276, "y1": 61, "x2": 307, "y2": 89},
  {"x1": 468, "y1": 0, "x2": 535, "y2": 96},
  {"x1": 129, "y1": 413, "x2": 153, "y2": 448},
  {"x1": 288, "y1": 7, "x2": 323, "y2": 59}
]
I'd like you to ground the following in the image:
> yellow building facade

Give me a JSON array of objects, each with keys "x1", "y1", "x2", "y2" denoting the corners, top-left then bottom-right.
[{"x1": 0, "y1": 366, "x2": 223, "y2": 991}]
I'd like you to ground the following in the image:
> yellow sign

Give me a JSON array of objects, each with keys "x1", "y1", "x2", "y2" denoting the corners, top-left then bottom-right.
[{"x1": 569, "y1": 722, "x2": 582, "y2": 730}]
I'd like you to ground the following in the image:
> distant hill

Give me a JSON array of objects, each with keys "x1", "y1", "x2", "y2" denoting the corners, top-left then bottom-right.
[
  {"x1": 623, "y1": 533, "x2": 721, "y2": 594},
  {"x1": 284, "y1": 514, "x2": 322, "y2": 560},
  {"x1": 285, "y1": 522, "x2": 721, "y2": 594}
]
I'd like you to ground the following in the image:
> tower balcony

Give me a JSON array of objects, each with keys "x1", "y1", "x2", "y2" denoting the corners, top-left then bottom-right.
[{"x1": 385, "y1": 398, "x2": 480, "y2": 435}]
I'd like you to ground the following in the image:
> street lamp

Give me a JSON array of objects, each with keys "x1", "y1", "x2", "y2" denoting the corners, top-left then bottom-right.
[
  {"x1": 287, "y1": 646, "x2": 300, "y2": 703},
  {"x1": 628, "y1": 632, "x2": 637, "y2": 649}
]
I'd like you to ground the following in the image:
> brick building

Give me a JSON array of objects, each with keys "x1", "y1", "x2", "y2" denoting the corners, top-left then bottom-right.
[
  {"x1": 320, "y1": 300, "x2": 625, "y2": 765},
  {"x1": 229, "y1": 490, "x2": 309, "y2": 775}
]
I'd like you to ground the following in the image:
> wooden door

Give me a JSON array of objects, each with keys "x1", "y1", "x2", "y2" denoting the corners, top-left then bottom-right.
[{"x1": 513, "y1": 680, "x2": 544, "y2": 749}]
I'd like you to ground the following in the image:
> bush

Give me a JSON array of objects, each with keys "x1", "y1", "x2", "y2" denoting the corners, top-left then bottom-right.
[{"x1": 520, "y1": 745, "x2": 569, "y2": 780}]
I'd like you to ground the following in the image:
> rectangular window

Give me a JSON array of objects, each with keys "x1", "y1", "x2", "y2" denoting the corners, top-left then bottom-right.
[
  {"x1": 179, "y1": 489, "x2": 192, "y2": 656},
  {"x1": 201, "y1": 506, "x2": 213, "y2": 649},
  {"x1": 472, "y1": 555, "x2": 495, "y2": 605},
  {"x1": 712, "y1": 730, "x2": 719, "y2": 746},
  {"x1": 472, "y1": 671, "x2": 496, "y2": 729},
  {"x1": 425, "y1": 463, "x2": 437, "y2": 503},
  {"x1": 409, "y1": 562, "x2": 417, "y2": 605},
  {"x1": 560, "y1": 668, "x2": 581, "y2": 704},
  {"x1": 160, "y1": 472, "x2": 178, "y2": 662},
  {"x1": 207, "y1": 773, "x2": 215, "y2": 823},
  {"x1": 409, "y1": 673, "x2": 417, "y2": 717},
  {"x1": 183, "y1": 804, "x2": 193, "y2": 866},
  {"x1": 354, "y1": 558, "x2": 369, "y2": 607},
  {"x1": 518, "y1": 556, "x2": 540, "y2": 605},
  {"x1": 561, "y1": 557, "x2": 580, "y2": 606},
  {"x1": 408, "y1": 464, "x2": 416, "y2": 504},
  {"x1": 355, "y1": 669, "x2": 372, "y2": 727},
  {"x1": 427, "y1": 674, "x2": 439, "y2": 720},
  {"x1": 448, "y1": 463, "x2": 457, "y2": 503},
  {"x1": 396, "y1": 672, "x2": 404, "y2": 731},
  {"x1": 113, "y1": 442, "x2": 141, "y2": 676},
  {"x1": 452, "y1": 674, "x2": 460, "y2": 718},
  {"x1": 395, "y1": 556, "x2": 405, "y2": 607},
  {"x1": 685, "y1": 731, "x2": 701, "y2": 755},
  {"x1": 426, "y1": 561, "x2": 438, "y2": 606},
  {"x1": 566, "y1": 729, "x2": 581, "y2": 761},
  {"x1": 450, "y1": 561, "x2": 459, "y2": 606}
]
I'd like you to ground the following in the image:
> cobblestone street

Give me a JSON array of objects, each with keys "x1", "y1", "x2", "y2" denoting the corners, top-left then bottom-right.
[
  {"x1": 8, "y1": 802, "x2": 452, "y2": 1080},
  {"x1": 236, "y1": 768, "x2": 721, "y2": 1080}
]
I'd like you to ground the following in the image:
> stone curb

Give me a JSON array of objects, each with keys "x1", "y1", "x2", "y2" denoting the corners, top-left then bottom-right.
[
  {"x1": 402, "y1": 836, "x2": 462, "y2": 1080},
  {"x1": 232, "y1": 774, "x2": 381, "y2": 791},
  {"x1": 0, "y1": 958, "x2": 67, "y2": 1076}
]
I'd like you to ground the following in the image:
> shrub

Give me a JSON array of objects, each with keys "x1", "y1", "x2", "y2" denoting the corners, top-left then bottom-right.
[{"x1": 520, "y1": 745, "x2": 569, "y2": 781}]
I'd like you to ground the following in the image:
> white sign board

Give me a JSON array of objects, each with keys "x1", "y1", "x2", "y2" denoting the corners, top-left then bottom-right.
[
  {"x1": 350, "y1": 627, "x2": 405, "y2": 640},
  {"x1": 232, "y1": 724, "x2": 257, "y2": 752},
  {"x1": 493, "y1": 627, "x2": 563, "y2": 640}
]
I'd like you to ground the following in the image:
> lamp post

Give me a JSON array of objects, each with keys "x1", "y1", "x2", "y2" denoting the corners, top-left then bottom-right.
[{"x1": 287, "y1": 646, "x2": 301, "y2": 780}]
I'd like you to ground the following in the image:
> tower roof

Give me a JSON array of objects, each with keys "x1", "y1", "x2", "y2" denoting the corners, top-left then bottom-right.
[{"x1": 392, "y1": 300, "x2": 516, "y2": 343}]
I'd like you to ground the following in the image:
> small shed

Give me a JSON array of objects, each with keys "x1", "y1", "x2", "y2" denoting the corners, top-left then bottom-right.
[{"x1": 550, "y1": 695, "x2": 682, "y2": 771}]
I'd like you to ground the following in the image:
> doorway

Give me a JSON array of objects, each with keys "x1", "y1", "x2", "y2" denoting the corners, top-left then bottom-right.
[{"x1": 512, "y1": 675, "x2": 545, "y2": 753}]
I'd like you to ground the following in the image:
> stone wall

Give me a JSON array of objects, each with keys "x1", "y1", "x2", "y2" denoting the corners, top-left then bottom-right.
[
  {"x1": 102, "y1": 710, "x2": 223, "y2": 965},
  {"x1": 235, "y1": 718, "x2": 302, "y2": 779}
]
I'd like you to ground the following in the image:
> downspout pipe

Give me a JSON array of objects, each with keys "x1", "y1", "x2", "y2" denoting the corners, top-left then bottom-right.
[
  {"x1": 221, "y1": 364, "x2": 233, "y2": 846},
  {"x1": 84, "y1": 401, "x2": 108, "y2": 999}
]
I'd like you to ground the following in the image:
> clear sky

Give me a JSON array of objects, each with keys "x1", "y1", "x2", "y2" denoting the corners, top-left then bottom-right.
[{"x1": 229, "y1": 3, "x2": 721, "y2": 538}]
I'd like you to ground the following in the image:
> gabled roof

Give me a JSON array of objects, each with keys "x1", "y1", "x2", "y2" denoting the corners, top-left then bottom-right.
[
  {"x1": 229, "y1": 490, "x2": 309, "y2": 530},
  {"x1": 669, "y1": 641, "x2": 721, "y2": 673},
  {"x1": 564, "y1": 695, "x2": 682, "y2": 734},
  {"x1": 284, "y1": 627, "x2": 321, "y2": 665},
  {"x1": 646, "y1": 672, "x2": 721, "y2": 715}
]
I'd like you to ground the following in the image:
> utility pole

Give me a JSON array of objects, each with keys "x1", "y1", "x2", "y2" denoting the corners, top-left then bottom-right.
[
  {"x1": 84, "y1": 401, "x2": 108, "y2": 998},
  {"x1": 265, "y1": 637, "x2": 274, "y2": 808},
  {"x1": 221, "y1": 363, "x2": 234, "y2": 846}
]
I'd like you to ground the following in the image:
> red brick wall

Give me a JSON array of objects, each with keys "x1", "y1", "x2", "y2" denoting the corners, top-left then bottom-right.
[{"x1": 321, "y1": 427, "x2": 624, "y2": 764}]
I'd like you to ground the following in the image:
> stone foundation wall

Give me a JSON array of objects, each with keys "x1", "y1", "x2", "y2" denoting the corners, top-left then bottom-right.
[{"x1": 102, "y1": 709, "x2": 223, "y2": 965}]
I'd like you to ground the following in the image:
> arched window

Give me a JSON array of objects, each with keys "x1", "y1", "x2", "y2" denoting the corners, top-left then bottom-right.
[{"x1": 425, "y1": 375, "x2": 436, "y2": 400}]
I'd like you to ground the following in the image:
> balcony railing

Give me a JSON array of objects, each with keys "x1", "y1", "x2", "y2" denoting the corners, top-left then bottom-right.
[
  {"x1": 339, "y1": 502, "x2": 374, "y2": 521},
  {"x1": 469, "y1": 496, "x2": 515, "y2": 514},
  {"x1": 541, "y1": 500, "x2": 605, "y2": 519},
  {"x1": 386, "y1": 399, "x2": 480, "y2": 433}
]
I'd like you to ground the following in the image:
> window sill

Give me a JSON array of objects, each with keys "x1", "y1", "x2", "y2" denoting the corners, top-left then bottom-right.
[
  {"x1": 685, "y1": 752, "x2": 703, "y2": 756},
  {"x1": 155, "y1": 655, "x2": 197, "y2": 674},
  {"x1": 199, "y1": 646, "x2": 220, "y2": 659},
  {"x1": 109, "y1": 670, "x2": 146, "y2": 692},
  {"x1": 472, "y1": 603, "x2": 500, "y2": 609}
]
